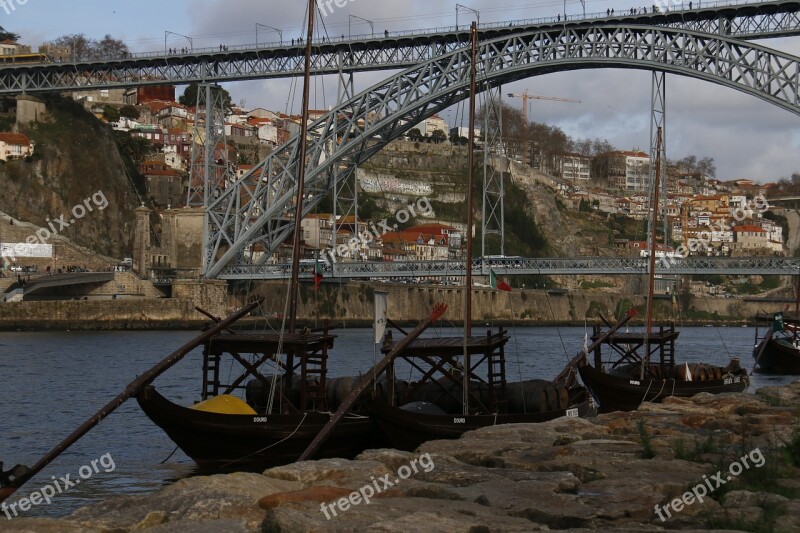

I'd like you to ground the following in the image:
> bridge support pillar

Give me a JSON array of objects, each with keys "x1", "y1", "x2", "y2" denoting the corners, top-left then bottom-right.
[
  {"x1": 187, "y1": 84, "x2": 236, "y2": 275},
  {"x1": 482, "y1": 84, "x2": 506, "y2": 257},
  {"x1": 648, "y1": 71, "x2": 668, "y2": 246}
]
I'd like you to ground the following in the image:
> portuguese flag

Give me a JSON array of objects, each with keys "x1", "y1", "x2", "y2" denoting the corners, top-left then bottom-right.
[
  {"x1": 313, "y1": 259, "x2": 324, "y2": 290},
  {"x1": 490, "y1": 269, "x2": 512, "y2": 292}
]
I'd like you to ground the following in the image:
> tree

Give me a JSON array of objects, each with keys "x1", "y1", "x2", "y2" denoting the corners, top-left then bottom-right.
[
  {"x1": 48, "y1": 33, "x2": 129, "y2": 61},
  {"x1": 431, "y1": 129, "x2": 447, "y2": 144},
  {"x1": 179, "y1": 83, "x2": 233, "y2": 109},
  {"x1": 103, "y1": 105, "x2": 119, "y2": 123},
  {"x1": 119, "y1": 105, "x2": 141, "y2": 120},
  {"x1": 407, "y1": 128, "x2": 423, "y2": 142},
  {"x1": 0, "y1": 27, "x2": 20, "y2": 43}
]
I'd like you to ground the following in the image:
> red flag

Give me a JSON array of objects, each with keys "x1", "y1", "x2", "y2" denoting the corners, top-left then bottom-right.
[
  {"x1": 313, "y1": 258, "x2": 324, "y2": 290},
  {"x1": 490, "y1": 269, "x2": 512, "y2": 292}
]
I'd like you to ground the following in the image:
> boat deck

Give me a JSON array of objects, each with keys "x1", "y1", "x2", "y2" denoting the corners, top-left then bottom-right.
[
  {"x1": 207, "y1": 331, "x2": 336, "y2": 354},
  {"x1": 381, "y1": 332, "x2": 510, "y2": 357}
]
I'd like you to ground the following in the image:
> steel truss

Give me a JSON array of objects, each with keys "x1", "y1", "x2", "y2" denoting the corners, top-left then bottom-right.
[
  {"x1": 482, "y1": 84, "x2": 506, "y2": 257},
  {"x1": 203, "y1": 24, "x2": 800, "y2": 278},
  {"x1": 1, "y1": 2, "x2": 799, "y2": 94},
  {"x1": 218, "y1": 256, "x2": 800, "y2": 280}
]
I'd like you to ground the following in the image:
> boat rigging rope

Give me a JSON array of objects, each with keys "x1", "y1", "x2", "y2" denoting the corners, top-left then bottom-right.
[
  {"x1": 701, "y1": 297, "x2": 733, "y2": 359},
  {"x1": 218, "y1": 412, "x2": 309, "y2": 469},
  {"x1": 539, "y1": 266, "x2": 569, "y2": 361},
  {"x1": 508, "y1": 296, "x2": 528, "y2": 414},
  {"x1": 159, "y1": 445, "x2": 180, "y2": 465}
]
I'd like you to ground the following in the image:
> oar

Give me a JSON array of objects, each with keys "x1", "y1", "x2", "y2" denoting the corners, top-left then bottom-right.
[
  {"x1": 0, "y1": 299, "x2": 262, "y2": 504},
  {"x1": 298, "y1": 303, "x2": 448, "y2": 462},
  {"x1": 553, "y1": 308, "x2": 639, "y2": 384},
  {"x1": 752, "y1": 327, "x2": 774, "y2": 374}
]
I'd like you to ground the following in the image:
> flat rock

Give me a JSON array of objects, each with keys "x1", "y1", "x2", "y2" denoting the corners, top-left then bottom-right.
[{"x1": 69, "y1": 471, "x2": 297, "y2": 531}]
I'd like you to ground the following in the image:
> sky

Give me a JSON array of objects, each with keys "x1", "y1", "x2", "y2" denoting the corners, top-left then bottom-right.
[{"x1": 2, "y1": 0, "x2": 799, "y2": 183}]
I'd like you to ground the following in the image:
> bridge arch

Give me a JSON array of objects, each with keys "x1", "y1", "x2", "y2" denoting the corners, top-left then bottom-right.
[{"x1": 205, "y1": 24, "x2": 800, "y2": 277}]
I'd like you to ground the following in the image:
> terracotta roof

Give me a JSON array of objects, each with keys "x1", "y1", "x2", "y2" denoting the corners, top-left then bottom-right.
[
  {"x1": 733, "y1": 225, "x2": 766, "y2": 233},
  {"x1": 0, "y1": 132, "x2": 30, "y2": 146},
  {"x1": 144, "y1": 169, "x2": 181, "y2": 177},
  {"x1": 406, "y1": 223, "x2": 457, "y2": 234}
]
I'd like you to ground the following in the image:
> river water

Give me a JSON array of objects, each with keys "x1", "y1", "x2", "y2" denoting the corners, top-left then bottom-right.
[{"x1": 0, "y1": 326, "x2": 795, "y2": 518}]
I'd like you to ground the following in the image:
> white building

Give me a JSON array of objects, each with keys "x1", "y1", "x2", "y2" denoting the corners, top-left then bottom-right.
[
  {"x1": 554, "y1": 153, "x2": 591, "y2": 182},
  {"x1": 414, "y1": 115, "x2": 448, "y2": 137}
]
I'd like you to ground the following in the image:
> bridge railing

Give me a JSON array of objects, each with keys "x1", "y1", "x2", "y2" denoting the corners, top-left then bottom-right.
[
  {"x1": 17, "y1": 0, "x2": 766, "y2": 65},
  {"x1": 214, "y1": 256, "x2": 800, "y2": 280}
]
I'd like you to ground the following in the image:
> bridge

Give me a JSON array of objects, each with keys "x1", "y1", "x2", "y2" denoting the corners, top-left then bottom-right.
[
  {"x1": 201, "y1": 8, "x2": 800, "y2": 279},
  {"x1": 1, "y1": 1, "x2": 799, "y2": 93},
  {"x1": 218, "y1": 256, "x2": 800, "y2": 280},
  {"x1": 6, "y1": 1, "x2": 799, "y2": 281},
  {"x1": 3, "y1": 272, "x2": 115, "y2": 301}
]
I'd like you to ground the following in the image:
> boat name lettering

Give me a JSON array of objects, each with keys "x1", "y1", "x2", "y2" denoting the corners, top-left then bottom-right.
[
  {"x1": 723, "y1": 376, "x2": 741, "y2": 386},
  {"x1": 453, "y1": 417, "x2": 466, "y2": 424},
  {"x1": 253, "y1": 417, "x2": 268, "y2": 423},
  {"x1": 629, "y1": 380, "x2": 641, "y2": 386},
  {"x1": 566, "y1": 408, "x2": 579, "y2": 418}
]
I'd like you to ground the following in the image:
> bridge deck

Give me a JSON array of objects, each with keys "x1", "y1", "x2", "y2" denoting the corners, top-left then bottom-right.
[{"x1": 1, "y1": 1, "x2": 797, "y2": 93}]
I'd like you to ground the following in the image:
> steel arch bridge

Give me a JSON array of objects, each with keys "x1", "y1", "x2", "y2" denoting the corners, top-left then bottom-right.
[
  {"x1": 204, "y1": 23, "x2": 800, "y2": 279},
  {"x1": 1, "y1": 1, "x2": 799, "y2": 94}
]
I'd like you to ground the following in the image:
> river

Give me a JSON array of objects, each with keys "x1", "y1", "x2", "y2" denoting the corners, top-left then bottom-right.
[{"x1": 0, "y1": 325, "x2": 795, "y2": 518}]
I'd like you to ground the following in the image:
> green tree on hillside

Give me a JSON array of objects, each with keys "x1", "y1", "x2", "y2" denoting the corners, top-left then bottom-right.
[
  {"x1": 431, "y1": 129, "x2": 447, "y2": 144},
  {"x1": 0, "y1": 27, "x2": 21, "y2": 43},
  {"x1": 119, "y1": 105, "x2": 141, "y2": 119},
  {"x1": 179, "y1": 83, "x2": 233, "y2": 109}
]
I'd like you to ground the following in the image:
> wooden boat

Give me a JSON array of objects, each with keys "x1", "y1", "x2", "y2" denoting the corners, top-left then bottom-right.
[
  {"x1": 136, "y1": 329, "x2": 378, "y2": 470},
  {"x1": 577, "y1": 129, "x2": 749, "y2": 411},
  {"x1": 578, "y1": 325, "x2": 748, "y2": 412},
  {"x1": 369, "y1": 329, "x2": 598, "y2": 451},
  {"x1": 138, "y1": 388, "x2": 373, "y2": 470},
  {"x1": 367, "y1": 24, "x2": 596, "y2": 451},
  {"x1": 753, "y1": 313, "x2": 800, "y2": 374}
]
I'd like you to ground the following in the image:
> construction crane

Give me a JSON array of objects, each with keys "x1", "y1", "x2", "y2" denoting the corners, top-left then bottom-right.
[{"x1": 506, "y1": 89, "x2": 581, "y2": 124}]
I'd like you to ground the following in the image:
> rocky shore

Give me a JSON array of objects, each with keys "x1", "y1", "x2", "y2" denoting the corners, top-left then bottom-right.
[{"x1": 7, "y1": 381, "x2": 800, "y2": 532}]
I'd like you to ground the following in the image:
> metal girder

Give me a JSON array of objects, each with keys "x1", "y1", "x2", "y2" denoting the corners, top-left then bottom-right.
[
  {"x1": 187, "y1": 84, "x2": 233, "y2": 208},
  {"x1": 647, "y1": 72, "x2": 669, "y2": 245},
  {"x1": 482, "y1": 84, "x2": 506, "y2": 257},
  {"x1": 216, "y1": 256, "x2": 800, "y2": 279},
  {"x1": 2, "y1": 2, "x2": 800, "y2": 94},
  {"x1": 203, "y1": 24, "x2": 800, "y2": 278}
]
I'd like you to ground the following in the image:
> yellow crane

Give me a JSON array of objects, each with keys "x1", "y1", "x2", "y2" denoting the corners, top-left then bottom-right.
[{"x1": 506, "y1": 89, "x2": 581, "y2": 124}]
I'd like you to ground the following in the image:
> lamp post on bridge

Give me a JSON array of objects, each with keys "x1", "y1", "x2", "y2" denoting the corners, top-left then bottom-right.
[
  {"x1": 456, "y1": 4, "x2": 480, "y2": 30},
  {"x1": 256, "y1": 23, "x2": 282, "y2": 47},
  {"x1": 165, "y1": 30, "x2": 193, "y2": 55},
  {"x1": 348, "y1": 14, "x2": 374, "y2": 39}
]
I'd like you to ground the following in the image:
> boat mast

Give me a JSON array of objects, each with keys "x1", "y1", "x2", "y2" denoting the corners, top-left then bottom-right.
[
  {"x1": 465, "y1": 21, "x2": 478, "y2": 338},
  {"x1": 288, "y1": 0, "x2": 316, "y2": 334},
  {"x1": 462, "y1": 21, "x2": 478, "y2": 415},
  {"x1": 642, "y1": 127, "x2": 662, "y2": 379}
]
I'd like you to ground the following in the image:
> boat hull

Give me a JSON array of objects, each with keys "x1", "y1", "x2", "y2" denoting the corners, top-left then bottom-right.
[
  {"x1": 578, "y1": 364, "x2": 749, "y2": 412},
  {"x1": 370, "y1": 394, "x2": 596, "y2": 451},
  {"x1": 137, "y1": 386, "x2": 376, "y2": 470},
  {"x1": 753, "y1": 338, "x2": 800, "y2": 374}
]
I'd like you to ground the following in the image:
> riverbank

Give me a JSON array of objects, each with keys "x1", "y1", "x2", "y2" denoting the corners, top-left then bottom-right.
[
  {"x1": 6, "y1": 380, "x2": 800, "y2": 531},
  {"x1": 0, "y1": 280, "x2": 784, "y2": 330}
]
